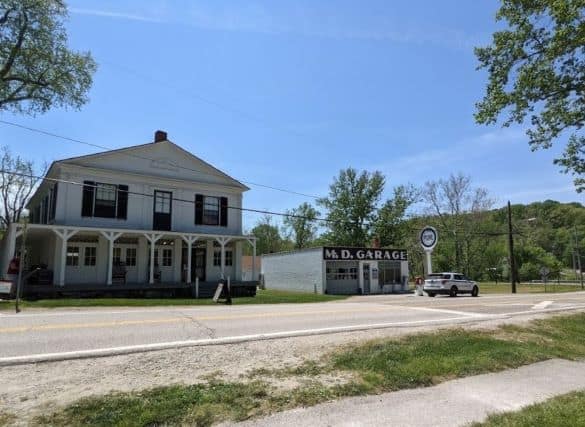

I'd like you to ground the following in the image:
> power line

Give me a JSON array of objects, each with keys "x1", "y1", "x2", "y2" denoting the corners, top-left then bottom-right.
[
  {"x1": 0, "y1": 119, "x2": 321, "y2": 199},
  {"x1": 2, "y1": 168, "x2": 332, "y2": 225},
  {"x1": 7, "y1": 166, "x2": 522, "y2": 239}
]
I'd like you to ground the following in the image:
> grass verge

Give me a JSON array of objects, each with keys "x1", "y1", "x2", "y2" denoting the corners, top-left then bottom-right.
[
  {"x1": 0, "y1": 412, "x2": 16, "y2": 427},
  {"x1": 35, "y1": 313, "x2": 585, "y2": 426},
  {"x1": 471, "y1": 390, "x2": 585, "y2": 427},
  {"x1": 0, "y1": 289, "x2": 347, "y2": 309}
]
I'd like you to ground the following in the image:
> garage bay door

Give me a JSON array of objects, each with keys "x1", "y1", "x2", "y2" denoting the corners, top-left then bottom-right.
[{"x1": 325, "y1": 261, "x2": 359, "y2": 294}]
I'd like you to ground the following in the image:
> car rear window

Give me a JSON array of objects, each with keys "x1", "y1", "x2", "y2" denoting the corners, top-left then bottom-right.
[{"x1": 427, "y1": 274, "x2": 450, "y2": 279}]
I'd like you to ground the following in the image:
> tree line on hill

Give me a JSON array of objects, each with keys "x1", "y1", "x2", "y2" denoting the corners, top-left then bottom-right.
[{"x1": 248, "y1": 168, "x2": 585, "y2": 282}]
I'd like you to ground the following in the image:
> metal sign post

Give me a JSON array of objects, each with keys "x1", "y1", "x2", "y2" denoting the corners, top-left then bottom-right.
[
  {"x1": 540, "y1": 266, "x2": 550, "y2": 293},
  {"x1": 418, "y1": 226, "x2": 438, "y2": 296}
]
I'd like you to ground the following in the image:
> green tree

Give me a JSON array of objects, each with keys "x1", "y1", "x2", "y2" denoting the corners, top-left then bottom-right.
[
  {"x1": 318, "y1": 168, "x2": 384, "y2": 246},
  {"x1": 250, "y1": 215, "x2": 283, "y2": 255},
  {"x1": 475, "y1": 0, "x2": 585, "y2": 192},
  {"x1": 373, "y1": 184, "x2": 419, "y2": 247},
  {"x1": 422, "y1": 173, "x2": 494, "y2": 275},
  {"x1": 283, "y1": 202, "x2": 320, "y2": 249},
  {"x1": 0, "y1": 0, "x2": 96, "y2": 114}
]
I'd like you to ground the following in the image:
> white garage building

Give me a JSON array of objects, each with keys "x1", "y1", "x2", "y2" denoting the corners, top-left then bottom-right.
[{"x1": 261, "y1": 246, "x2": 409, "y2": 295}]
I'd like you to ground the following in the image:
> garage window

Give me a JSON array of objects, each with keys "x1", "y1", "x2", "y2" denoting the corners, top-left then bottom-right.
[
  {"x1": 379, "y1": 261, "x2": 401, "y2": 284},
  {"x1": 326, "y1": 262, "x2": 358, "y2": 280}
]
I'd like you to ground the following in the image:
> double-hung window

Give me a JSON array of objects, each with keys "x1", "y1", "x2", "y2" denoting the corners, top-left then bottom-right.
[
  {"x1": 203, "y1": 196, "x2": 220, "y2": 225},
  {"x1": 213, "y1": 248, "x2": 233, "y2": 266},
  {"x1": 155, "y1": 191, "x2": 172, "y2": 214},
  {"x1": 94, "y1": 184, "x2": 117, "y2": 217},
  {"x1": 66, "y1": 246, "x2": 79, "y2": 266},
  {"x1": 84, "y1": 247, "x2": 97, "y2": 266},
  {"x1": 82, "y1": 181, "x2": 129, "y2": 219},
  {"x1": 195, "y1": 194, "x2": 228, "y2": 227},
  {"x1": 162, "y1": 249, "x2": 173, "y2": 266},
  {"x1": 126, "y1": 248, "x2": 137, "y2": 266}
]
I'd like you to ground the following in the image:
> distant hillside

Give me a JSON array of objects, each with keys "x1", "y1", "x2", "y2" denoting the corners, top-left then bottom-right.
[{"x1": 403, "y1": 200, "x2": 585, "y2": 281}]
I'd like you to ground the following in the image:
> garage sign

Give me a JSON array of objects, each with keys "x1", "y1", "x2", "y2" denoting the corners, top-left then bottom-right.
[
  {"x1": 420, "y1": 226, "x2": 438, "y2": 250},
  {"x1": 323, "y1": 247, "x2": 408, "y2": 261}
]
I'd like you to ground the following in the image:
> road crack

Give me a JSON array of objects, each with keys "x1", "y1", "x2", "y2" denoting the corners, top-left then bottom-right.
[{"x1": 178, "y1": 311, "x2": 216, "y2": 339}]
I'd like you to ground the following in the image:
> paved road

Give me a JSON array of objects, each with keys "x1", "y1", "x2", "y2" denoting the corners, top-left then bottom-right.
[{"x1": 1, "y1": 291, "x2": 584, "y2": 363}]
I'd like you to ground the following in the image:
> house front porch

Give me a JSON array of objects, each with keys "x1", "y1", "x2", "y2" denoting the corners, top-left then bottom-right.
[{"x1": 1, "y1": 223, "x2": 257, "y2": 296}]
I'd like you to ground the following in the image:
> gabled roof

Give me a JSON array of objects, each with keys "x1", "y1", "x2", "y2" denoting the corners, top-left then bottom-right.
[
  {"x1": 52, "y1": 137, "x2": 249, "y2": 191},
  {"x1": 26, "y1": 134, "x2": 249, "y2": 208}
]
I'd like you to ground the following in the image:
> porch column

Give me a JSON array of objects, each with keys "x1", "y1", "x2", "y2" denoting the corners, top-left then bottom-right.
[
  {"x1": 246, "y1": 237, "x2": 257, "y2": 281},
  {"x1": 2, "y1": 223, "x2": 19, "y2": 275},
  {"x1": 181, "y1": 235, "x2": 199, "y2": 284},
  {"x1": 52, "y1": 228, "x2": 78, "y2": 286},
  {"x1": 100, "y1": 231, "x2": 123, "y2": 285},
  {"x1": 144, "y1": 233, "x2": 163, "y2": 284},
  {"x1": 215, "y1": 236, "x2": 231, "y2": 280}
]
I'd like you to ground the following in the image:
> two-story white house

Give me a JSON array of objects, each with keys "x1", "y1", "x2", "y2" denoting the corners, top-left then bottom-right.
[{"x1": 0, "y1": 130, "x2": 257, "y2": 294}]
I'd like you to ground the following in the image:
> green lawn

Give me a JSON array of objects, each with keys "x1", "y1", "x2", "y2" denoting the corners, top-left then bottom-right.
[
  {"x1": 0, "y1": 289, "x2": 347, "y2": 310},
  {"x1": 472, "y1": 390, "x2": 585, "y2": 427},
  {"x1": 36, "y1": 313, "x2": 585, "y2": 426}
]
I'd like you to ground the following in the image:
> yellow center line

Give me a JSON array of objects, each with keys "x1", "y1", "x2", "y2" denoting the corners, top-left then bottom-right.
[{"x1": 0, "y1": 306, "x2": 416, "y2": 334}]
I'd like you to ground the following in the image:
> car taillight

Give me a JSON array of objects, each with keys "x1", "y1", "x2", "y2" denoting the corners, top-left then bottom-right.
[{"x1": 441, "y1": 280, "x2": 447, "y2": 284}]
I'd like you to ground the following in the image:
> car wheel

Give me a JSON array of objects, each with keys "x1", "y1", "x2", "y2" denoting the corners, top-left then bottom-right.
[
  {"x1": 449, "y1": 286, "x2": 458, "y2": 297},
  {"x1": 428, "y1": 293, "x2": 436, "y2": 297},
  {"x1": 471, "y1": 286, "x2": 479, "y2": 297}
]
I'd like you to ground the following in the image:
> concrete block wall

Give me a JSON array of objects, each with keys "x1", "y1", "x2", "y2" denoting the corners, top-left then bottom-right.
[{"x1": 261, "y1": 248, "x2": 324, "y2": 294}]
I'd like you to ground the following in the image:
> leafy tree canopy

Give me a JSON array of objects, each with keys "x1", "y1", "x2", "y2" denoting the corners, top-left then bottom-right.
[
  {"x1": 283, "y1": 202, "x2": 320, "y2": 249},
  {"x1": 475, "y1": 0, "x2": 585, "y2": 192},
  {"x1": 318, "y1": 168, "x2": 385, "y2": 247},
  {"x1": 0, "y1": 0, "x2": 97, "y2": 114},
  {"x1": 373, "y1": 184, "x2": 419, "y2": 247},
  {"x1": 250, "y1": 215, "x2": 286, "y2": 255}
]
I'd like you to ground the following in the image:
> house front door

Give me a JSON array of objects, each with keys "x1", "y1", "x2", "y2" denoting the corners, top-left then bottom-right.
[
  {"x1": 193, "y1": 248, "x2": 206, "y2": 282},
  {"x1": 153, "y1": 190, "x2": 172, "y2": 231}
]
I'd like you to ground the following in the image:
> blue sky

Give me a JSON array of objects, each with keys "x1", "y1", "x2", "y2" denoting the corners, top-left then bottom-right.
[{"x1": 0, "y1": 0, "x2": 582, "y2": 230}]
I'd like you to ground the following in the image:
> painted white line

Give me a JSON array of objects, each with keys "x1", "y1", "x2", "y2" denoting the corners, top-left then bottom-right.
[
  {"x1": 0, "y1": 316, "x2": 472, "y2": 366},
  {"x1": 397, "y1": 305, "x2": 486, "y2": 318},
  {"x1": 0, "y1": 302, "x2": 360, "y2": 319},
  {"x1": 532, "y1": 301, "x2": 554, "y2": 310},
  {"x1": 503, "y1": 305, "x2": 585, "y2": 316}
]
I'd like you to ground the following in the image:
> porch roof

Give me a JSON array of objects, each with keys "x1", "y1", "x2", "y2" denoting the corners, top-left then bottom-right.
[{"x1": 13, "y1": 223, "x2": 256, "y2": 243}]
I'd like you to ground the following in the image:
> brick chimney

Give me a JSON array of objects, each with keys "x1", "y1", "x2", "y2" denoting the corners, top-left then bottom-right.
[
  {"x1": 154, "y1": 130, "x2": 167, "y2": 142},
  {"x1": 371, "y1": 237, "x2": 381, "y2": 248}
]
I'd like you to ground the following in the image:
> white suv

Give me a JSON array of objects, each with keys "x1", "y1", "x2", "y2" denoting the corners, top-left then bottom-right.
[{"x1": 423, "y1": 272, "x2": 479, "y2": 297}]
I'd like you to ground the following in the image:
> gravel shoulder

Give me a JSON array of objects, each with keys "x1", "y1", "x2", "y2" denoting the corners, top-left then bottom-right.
[{"x1": 0, "y1": 310, "x2": 582, "y2": 425}]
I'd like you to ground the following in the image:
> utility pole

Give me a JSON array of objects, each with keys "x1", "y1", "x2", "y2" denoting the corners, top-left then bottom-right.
[
  {"x1": 574, "y1": 227, "x2": 584, "y2": 290},
  {"x1": 507, "y1": 201, "x2": 517, "y2": 294}
]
